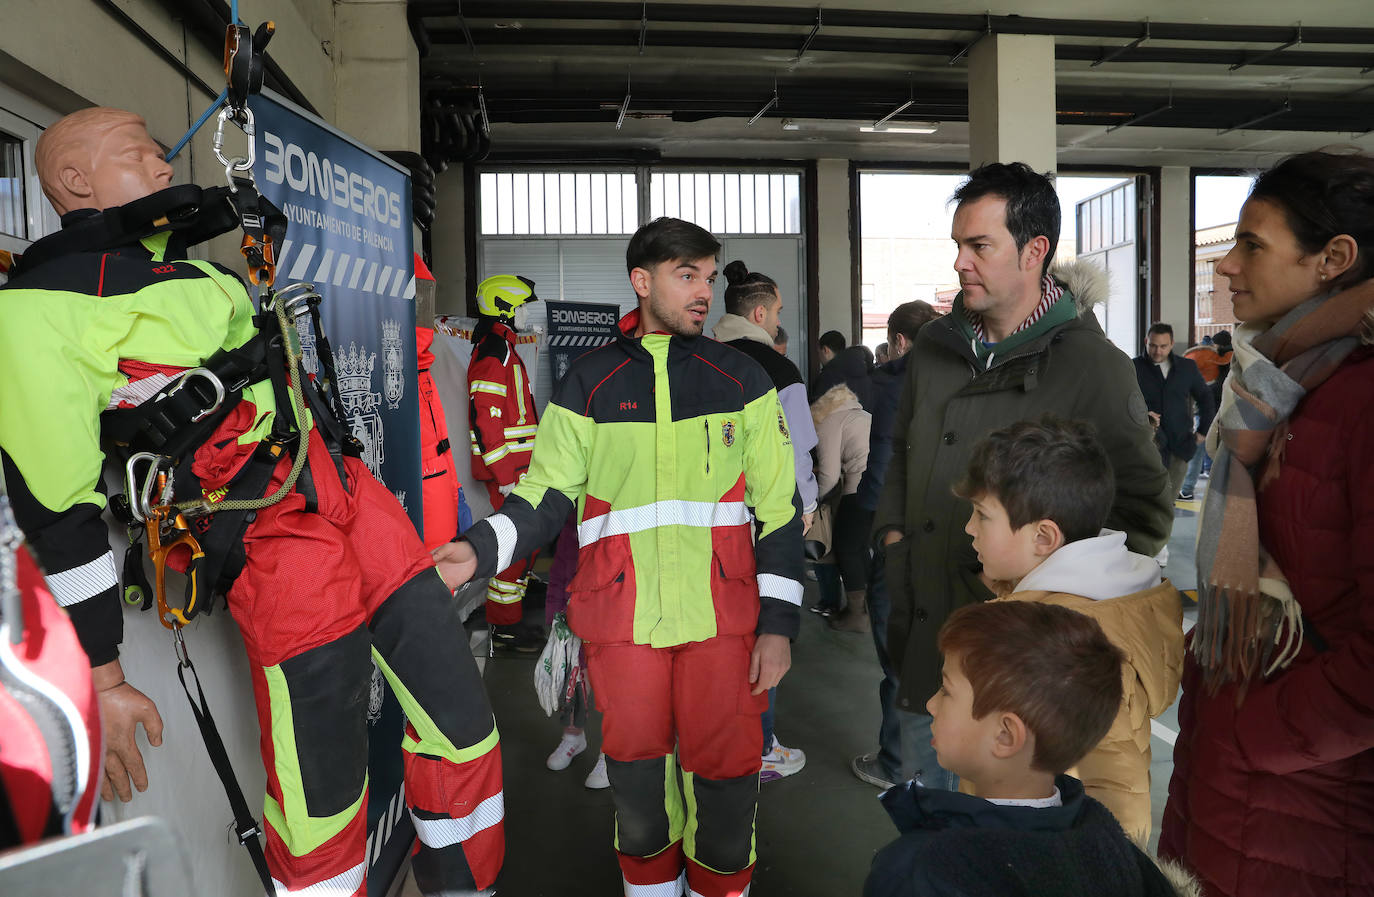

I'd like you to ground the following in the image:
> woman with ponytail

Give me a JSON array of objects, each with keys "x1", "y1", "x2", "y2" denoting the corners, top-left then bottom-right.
[{"x1": 1159, "y1": 151, "x2": 1374, "y2": 896}]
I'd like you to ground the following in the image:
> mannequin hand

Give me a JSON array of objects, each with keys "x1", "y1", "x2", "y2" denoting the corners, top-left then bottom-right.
[
  {"x1": 93, "y1": 661, "x2": 163, "y2": 802},
  {"x1": 432, "y1": 540, "x2": 478, "y2": 591},
  {"x1": 498, "y1": 483, "x2": 516, "y2": 497},
  {"x1": 749, "y1": 634, "x2": 791, "y2": 695}
]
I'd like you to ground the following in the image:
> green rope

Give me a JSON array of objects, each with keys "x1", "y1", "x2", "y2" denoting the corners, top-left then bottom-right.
[{"x1": 175, "y1": 298, "x2": 310, "y2": 516}]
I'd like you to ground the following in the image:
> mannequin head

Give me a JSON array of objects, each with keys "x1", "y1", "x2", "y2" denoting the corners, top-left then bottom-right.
[{"x1": 35, "y1": 107, "x2": 172, "y2": 215}]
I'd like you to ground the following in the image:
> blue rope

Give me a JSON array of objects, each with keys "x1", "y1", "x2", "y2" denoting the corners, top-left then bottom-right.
[{"x1": 164, "y1": 0, "x2": 241, "y2": 163}]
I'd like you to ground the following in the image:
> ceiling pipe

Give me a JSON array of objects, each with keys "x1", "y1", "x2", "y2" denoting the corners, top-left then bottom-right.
[{"x1": 412, "y1": 2, "x2": 1374, "y2": 47}]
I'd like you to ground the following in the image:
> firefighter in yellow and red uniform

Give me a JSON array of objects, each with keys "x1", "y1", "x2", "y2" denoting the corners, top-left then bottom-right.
[{"x1": 467, "y1": 274, "x2": 543, "y2": 651}]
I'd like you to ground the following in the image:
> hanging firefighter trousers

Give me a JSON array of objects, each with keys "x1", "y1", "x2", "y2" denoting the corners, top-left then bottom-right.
[
  {"x1": 226, "y1": 428, "x2": 504, "y2": 896},
  {"x1": 585, "y1": 634, "x2": 766, "y2": 897},
  {"x1": 483, "y1": 486, "x2": 535, "y2": 626}
]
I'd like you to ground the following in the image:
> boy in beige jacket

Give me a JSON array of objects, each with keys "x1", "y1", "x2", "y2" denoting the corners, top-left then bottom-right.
[{"x1": 953, "y1": 415, "x2": 1184, "y2": 841}]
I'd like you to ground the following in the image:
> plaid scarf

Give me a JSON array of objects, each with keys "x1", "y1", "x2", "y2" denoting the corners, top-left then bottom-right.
[{"x1": 1194, "y1": 279, "x2": 1374, "y2": 693}]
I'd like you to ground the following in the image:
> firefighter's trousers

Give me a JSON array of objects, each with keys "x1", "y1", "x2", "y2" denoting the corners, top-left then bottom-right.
[
  {"x1": 227, "y1": 429, "x2": 504, "y2": 896},
  {"x1": 585, "y1": 634, "x2": 765, "y2": 897}
]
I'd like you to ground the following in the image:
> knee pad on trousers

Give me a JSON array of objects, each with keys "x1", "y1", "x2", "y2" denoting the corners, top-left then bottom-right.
[
  {"x1": 607, "y1": 755, "x2": 682, "y2": 858},
  {"x1": 274, "y1": 624, "x2": 372, "y2": 820},
  {"x1": 684, "y1": 771, "x2": 759, "y2": 874}
]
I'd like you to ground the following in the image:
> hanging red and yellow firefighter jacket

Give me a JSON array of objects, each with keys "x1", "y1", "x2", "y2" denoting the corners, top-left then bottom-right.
[
  {"x1": 467, "y1": 320, "x2": 536, "y2": 497},
  {"x1": 462, "y1": 308, "x2": 805, "y2": 647}
]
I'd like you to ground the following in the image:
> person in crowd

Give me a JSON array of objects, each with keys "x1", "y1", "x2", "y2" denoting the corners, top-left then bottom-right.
[
  {"x1": 468, "y1": 273, "x2": 546, "y2": 652},
  {"x1": 872, "y1": 162, "x2": 1174, "y2": 806},
  {"x1": 865, "y1": 601, "x2": 1192, "y2": 897},
  {"x1": 1160, "y1": 150, "x2": 1374, "y2": 897},
  {"x1": 1179, "y1": 329, "x2": 1233, "y2": 496},
  {"x1": 810, "y1": 379, "x2": 872, "y2": 628},
  {"x1": 955, "y1": 416, "x2": 1183, "y2": 840},
  {"x1": 435, "y1": 217, "x2": 803, "y2": 897},
  {"x1": 713, "y1": 259, "x2": 818, "y2": 783},
  {"x1": 1133, "y1": 323, "x2": 1215, "y2": 502},
  {"x1": 812, "y1": 344, "x2": 876, "y2": 411},
  {"x1": 850, "y1": 301, "x2": 941, "y2": 790},
  {"x1": 818, "y1": 329, "x2": 847, "y2": 366},
  {"x1": 773, "y1": 323, "x2": 789, "y2": 355},
  {"x1": 876, "y1": 342, "x2": 891, "y2": 365},
  {"x1": 0, "y1": 107, "x2": 503, "y2": 897}
]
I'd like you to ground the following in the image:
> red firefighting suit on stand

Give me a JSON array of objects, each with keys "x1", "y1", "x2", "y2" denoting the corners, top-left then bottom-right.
[
  {"x1": 417, "y1": 326, "x2": 465, "y2": 550},
  {"x1": 467, "y1": 320, "x2": 538, "y2": 625},
  {"x1": 0, "y1": 215, "x2": 504, "y2": 896}
]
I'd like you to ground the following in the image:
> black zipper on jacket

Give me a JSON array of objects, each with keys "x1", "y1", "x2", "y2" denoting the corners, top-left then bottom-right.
[{"x1": 704, "y1": 418, "x2": 710, "y2": 474}]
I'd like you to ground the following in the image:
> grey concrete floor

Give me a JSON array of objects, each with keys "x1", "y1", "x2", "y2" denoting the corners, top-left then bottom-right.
[{"x1": 404, "y1": 482, "x2": 1206, "y2": 895}]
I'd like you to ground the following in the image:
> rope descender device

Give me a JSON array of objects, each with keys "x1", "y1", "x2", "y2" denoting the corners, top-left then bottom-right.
[{"x1": 124, "y1": 454, "x2": 206, "y2": 631}]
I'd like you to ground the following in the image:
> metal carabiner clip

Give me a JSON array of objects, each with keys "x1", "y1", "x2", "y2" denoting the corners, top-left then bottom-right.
[
  {"x1": 124, "y1": 452, "x2": 164, "y2": 524},
  {"x1": 165, "y1": 367, "x2": 227, "y2": 423},
  {"x1": 212, "y1": 105, "x2": 257, "y2": 188}
]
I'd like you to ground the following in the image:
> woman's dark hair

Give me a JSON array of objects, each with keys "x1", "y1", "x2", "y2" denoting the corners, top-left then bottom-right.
[
  {"x1": 722, "y1": 260, "x2": 780, "y2": 316},
  {"x1": 626, "y1": 217, "x2": 721, "y2": 275},
  {"x1": 1248, "y1": 151, "x2": 1374, "y2": 286},
  {"x1": 887, "y1": 300, "x2": 939, "y2": 344}
]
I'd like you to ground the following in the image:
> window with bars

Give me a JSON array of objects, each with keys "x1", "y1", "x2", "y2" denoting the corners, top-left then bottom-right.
[
  {"x1": 479, "y1": 171, "x2": 638, "y2": 235},
  {"x1": 0, "y1": 133, "x2": 25, "y2": 241},
  {"x1": 650, "y1": 171, "x2": 800, "y2": 235}
]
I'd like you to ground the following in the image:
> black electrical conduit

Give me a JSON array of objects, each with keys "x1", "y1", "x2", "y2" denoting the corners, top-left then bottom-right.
[
  {"x1": 428, "y1": 25, "x2": 1374, "y2": 71},
  {"x1": 94, "y1": 0, "x2": 219, "y2": 101},
  {"x1": 140, "y1": 0, "x2": 319, "y2": 117},
  {"x1": 413, "y1": 1, "x2": 1374, "y2": 48}
]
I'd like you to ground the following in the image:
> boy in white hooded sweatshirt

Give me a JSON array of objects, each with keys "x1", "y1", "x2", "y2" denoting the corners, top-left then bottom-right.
[{"x1": 954, "y1": 416, "x2": 1184, "y2": 841}]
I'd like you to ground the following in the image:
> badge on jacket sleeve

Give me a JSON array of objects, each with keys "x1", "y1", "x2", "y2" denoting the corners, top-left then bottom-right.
[
  {"x1": 778, "y1": 411, "x2": 791, "y2": 443},
  {"x1": 721, "y1": 420, "x2": 735, "y2": 447}
]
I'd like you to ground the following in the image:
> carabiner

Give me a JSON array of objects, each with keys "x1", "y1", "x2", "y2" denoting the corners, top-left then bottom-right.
[
  {"x1": 166, "y1": 367, "x2": 227, "y2": 423},
  {"x1": 124, "y1": 452, "x2": 164, "y2": 524},
  {"x1": 212, "y1": 106, "x2": 256, "y2": 181}
]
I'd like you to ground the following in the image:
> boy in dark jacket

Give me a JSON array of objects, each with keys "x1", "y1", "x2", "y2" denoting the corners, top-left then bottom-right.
[{"x1": 864, "y1": 601, "x2": 1188, "y2": 897}]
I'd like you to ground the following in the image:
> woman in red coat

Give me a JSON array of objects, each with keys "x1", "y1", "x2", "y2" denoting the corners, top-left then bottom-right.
[{"x1": 1159, "y1": 152, "x2": 1374, "y2": 896}]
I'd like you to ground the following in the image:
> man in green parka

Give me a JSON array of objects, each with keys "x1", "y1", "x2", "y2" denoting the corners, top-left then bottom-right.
[{"x1": 871, "y1": 162, "x2": 1173, "y2": 792}]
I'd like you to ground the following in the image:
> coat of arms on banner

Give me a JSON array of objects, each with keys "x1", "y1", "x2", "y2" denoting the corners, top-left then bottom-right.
[
  {"x1": 338, "y1": 340, "x2": 386, "y2": 481},
  {"x1": 299, "y1": 318, "x2": 319, "y2": 377},
  {"x1": 381, "y1": 319, "x2": 405, "y2": 410}
]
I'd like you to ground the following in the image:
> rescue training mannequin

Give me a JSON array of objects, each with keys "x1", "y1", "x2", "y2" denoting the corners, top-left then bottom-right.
[
  {"x1": 0, "y1": 107, "x2": 504, "y2": 897},
  {"x1": 467, "y1": 274, "x2": 544, "y2": 652}
]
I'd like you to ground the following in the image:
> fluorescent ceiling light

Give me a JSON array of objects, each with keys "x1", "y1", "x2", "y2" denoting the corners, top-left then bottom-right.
[
  {"x1": 860, "y1": 123, "x2": 939, "y2": 134},
  {"x1": 781, "y1": 118, "x2": 938, "y2": 134}
]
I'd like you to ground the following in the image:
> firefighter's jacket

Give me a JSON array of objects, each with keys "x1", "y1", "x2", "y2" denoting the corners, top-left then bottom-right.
[
  {"x1": 467, "y1": 320, "x2": 536, "y2": 490},
  {"x1": 0, "y1": 223, "x2": 281, "y2": 667},
  {"x1": 464, "y1": 308, "x2": 804, "y2": 647}
]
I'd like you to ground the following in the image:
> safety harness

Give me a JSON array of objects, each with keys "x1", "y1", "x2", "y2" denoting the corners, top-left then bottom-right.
[{"x1": 90, "y1": 19, "x2": 360, "y2": 896}]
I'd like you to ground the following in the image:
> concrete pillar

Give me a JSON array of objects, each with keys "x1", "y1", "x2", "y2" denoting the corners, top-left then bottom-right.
[
  {"x1": 1158, "y1": 166, "x2": 1193, "y2": 339},
  {"x1": 967, "y1": 34, "x2": 1056, "y2": 173},
  {"x1": 815, "y1": 158, "x2": 854, "y2": 351},
  {"x1": 332, "y1": 0, "x2": 419, "y2": 152},
  {"x1": 430, "y1": 164, "x2": 468, "y2": 315}
]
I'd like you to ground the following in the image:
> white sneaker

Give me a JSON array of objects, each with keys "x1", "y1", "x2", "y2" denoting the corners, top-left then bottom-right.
[
  {"x1": 760, "y1": 735, "x2": 806, "y2": 782},
  {"x1": 584, "y1": 751, "x2": 610, "y2": 789},
  {"x1": 546, "y1": 731, "x2": 587, "y2": 771}
]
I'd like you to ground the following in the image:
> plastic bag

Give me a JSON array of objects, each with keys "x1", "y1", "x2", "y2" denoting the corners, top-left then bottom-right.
[{"x1": 534, "y1": 611, "x2": 583, "y2": 717}]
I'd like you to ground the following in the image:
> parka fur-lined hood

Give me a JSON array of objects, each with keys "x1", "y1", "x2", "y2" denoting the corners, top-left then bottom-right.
[
  {"x1": 1051, "y1": 258, "x2": 1111, "y2": 315},
  {"x1": 810, "y1": 384, "x2": 862, "y2": 427}
]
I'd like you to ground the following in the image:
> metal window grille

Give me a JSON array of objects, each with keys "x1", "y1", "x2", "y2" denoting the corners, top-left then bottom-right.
[
  {"x1": 0, "y1": 133, "x2": 27, "y2": 240},
  {"x1": 650, "y1": 171, "x2": 800, "y2": 235},
  {"x1": 479, "y1": 171, "x2": 638, "y2": 235}
]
